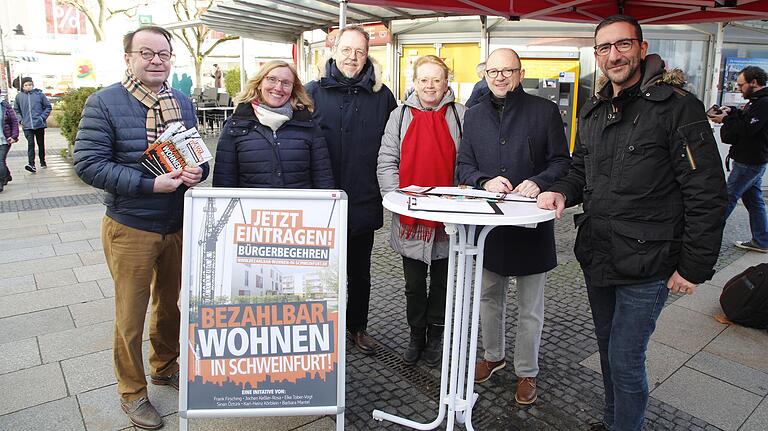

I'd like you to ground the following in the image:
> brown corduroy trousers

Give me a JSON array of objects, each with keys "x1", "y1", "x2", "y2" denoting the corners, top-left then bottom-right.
[{"x1": 101, "y1": 216, "x2": 182, "y2": 402}]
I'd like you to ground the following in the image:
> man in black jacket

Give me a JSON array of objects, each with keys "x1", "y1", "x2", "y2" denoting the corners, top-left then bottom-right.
[
  {"x1": 306, "y1": 26, "x2": 397, "y2": 356},
  {"x1": 538, "y1": 15, "x2": 727, "y2": 431},
  {"x1": 709, "y1": 65, "x2": 768, "y2": 253}
]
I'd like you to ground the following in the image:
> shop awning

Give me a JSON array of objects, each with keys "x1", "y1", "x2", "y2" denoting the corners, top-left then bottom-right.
[
  {"x1": 200, "y1": 0, "x2": 468, "y2": 43},
  {"x1": 349, "y1": 0, "x2": 768, "y2": 25}
]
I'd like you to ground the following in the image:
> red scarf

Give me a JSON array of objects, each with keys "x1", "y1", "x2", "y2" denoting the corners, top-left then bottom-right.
[{"x1": 399, "y1": 105, "x2": 456, "y2": 240}]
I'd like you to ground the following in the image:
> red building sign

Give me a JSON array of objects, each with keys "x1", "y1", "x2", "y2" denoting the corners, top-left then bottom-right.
[{"x1": 45, "y1": 0, "x2": 87, "y2": 35}]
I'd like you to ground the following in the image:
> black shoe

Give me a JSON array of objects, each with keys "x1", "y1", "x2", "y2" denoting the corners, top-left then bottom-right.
[
  {"x1": 40, "y1": 162, "x2": 47, "y2": 168},
  {"x1": 5, "y1": 172, "x2": 11, "y2": 183},
  {"x1": 24, "y1": 164, "x2": 36, "y2": 173},
  {"x1": 587, "y1": 421, "x2": 609, "y2": 431},
  {"x1": 403, "y1": 326, "x2": 426, "y2": 365},
  {"x1": 422, "y1": 324, "x2": 444, "y2": 367}
]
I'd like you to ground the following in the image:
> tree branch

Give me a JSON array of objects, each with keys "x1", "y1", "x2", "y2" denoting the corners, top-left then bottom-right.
[{"x1": 202, "y1": 36, "x2": 239, "y2": 57}]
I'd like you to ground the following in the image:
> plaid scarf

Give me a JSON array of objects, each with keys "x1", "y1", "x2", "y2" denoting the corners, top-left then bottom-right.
[{"x1": 122, "y1": 69, "x2": 182, "y2": 144}]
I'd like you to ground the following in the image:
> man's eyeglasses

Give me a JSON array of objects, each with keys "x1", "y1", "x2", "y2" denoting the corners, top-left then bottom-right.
[
  {"x1": 265, "y1": 75, "x2": 294, "y2": 89},
  {"x1": 594, "y1": 38, "x2": 640, "y2": 56},
  {"x1": 486, "y1": 68, "x2": 520, "y2": 79},
  {"x1": 127, "y1": 49, "x2": 174, "y2": 62},
  {"x1": 339, "y1": 46, "x2": 367, "y2": 59}
]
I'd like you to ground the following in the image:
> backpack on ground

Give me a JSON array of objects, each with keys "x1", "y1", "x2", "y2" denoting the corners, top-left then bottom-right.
[{"x1": 719, "y1": 263, "x2": 768, "y2": 329}]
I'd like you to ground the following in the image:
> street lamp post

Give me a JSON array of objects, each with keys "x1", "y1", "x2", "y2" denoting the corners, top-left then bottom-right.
[
  {"x1": 0, "y1": 24, "x2": 24, "y2": 101},
  {"x1": 0, "y1": 24, "x2": 9, "y2": 100}
]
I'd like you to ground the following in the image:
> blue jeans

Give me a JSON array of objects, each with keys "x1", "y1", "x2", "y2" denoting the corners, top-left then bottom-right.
[
  {"x1": 586, "y1": 277, "x2": 669, "y2": 431},
  {"x1": 725, "y1": 161, "x2": 768, "y2": 248}
]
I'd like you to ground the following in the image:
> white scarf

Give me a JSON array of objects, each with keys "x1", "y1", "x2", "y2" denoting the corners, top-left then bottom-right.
[{"x1": 251, "y1": 101, "x2": 292, "y2": 132}]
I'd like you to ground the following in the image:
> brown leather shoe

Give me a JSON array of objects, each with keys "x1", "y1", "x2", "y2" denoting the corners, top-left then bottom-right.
[
  {"x1": 121, "y1": 396, "x2": 163, "y2": 430},
  {"x1": 474, "y1": 359, "x2": 506, "y2": 383},
  {"x1": 515, "y1": 376, "x2": 537, "y2": 405},
  {"x1": 151, "y1": 370, "x2": 179, "y2": 390},
  {"x1": 350, "y1": 330, "x2": 376, "y2": 355}
]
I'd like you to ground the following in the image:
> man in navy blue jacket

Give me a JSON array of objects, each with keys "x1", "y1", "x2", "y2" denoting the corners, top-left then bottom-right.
[
  {"x1": 306, "y1": 26, "x2": 397, "y2": 356},
  {"x1": 13, "y1": 77, "x2": 51, "y2": 173},
  {"x1": 74, "y1": 26, "x2": 208, "y2": 430},
  {"x1": 457, "y1": 48, "x2": 570, "y2": 405}
]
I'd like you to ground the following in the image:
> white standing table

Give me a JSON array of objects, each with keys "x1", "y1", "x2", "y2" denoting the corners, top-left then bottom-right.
[{"x1": 373, "y1": 190, "x2": 555, "y2": 430}]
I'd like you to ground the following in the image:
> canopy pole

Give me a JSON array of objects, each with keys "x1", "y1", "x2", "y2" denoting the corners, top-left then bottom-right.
[
  {"x1": 296, "y1": 34, "x2": 306, "y2": 82},
  {"x1": 708, "y1": 22, "x2": 725, "y2": 108},
  {"x1": 240, "y1": 37, "x2": 246, "y2": 90},
  {"x1": 339, "y1": 0, "x2": 348, "y2": 29},
  {"x1": 479, "y1": 15, "x2": 488, "y2": 62}
]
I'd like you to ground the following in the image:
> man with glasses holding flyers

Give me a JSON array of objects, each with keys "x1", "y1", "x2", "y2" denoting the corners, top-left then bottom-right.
[
  {"x1": 74, "y1": 25, "x2": 208, "y2": 430},
  {"x1": 306, "y1": 26, "x2": 397, "y2": 356},
  {"x1": 456, "y1": 48, "x2": 570, "y2": 405},
  {"x1": 538, "y1": 15, "x2": 726, "y2": 430}
]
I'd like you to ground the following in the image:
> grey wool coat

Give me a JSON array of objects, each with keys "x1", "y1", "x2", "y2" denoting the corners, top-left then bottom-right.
[{"x1": 377, "y1": 88, "x2": 467, "y2": 264}]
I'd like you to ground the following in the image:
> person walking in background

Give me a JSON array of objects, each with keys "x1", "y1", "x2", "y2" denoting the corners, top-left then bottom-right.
[
  {"x1": 13, "y1": 77, "x2": 51, "y2": 173},
  {"x1": 212, "y1": 64, "x2": 222, "y2": 89},
  {"x1": 0, "y1": 98, "x2": 19, "y2": 192},
  {"x1": 213, "y1": 60, "x2": 333, "y2": 189},
  {"x1": 538, "y1": 15, "x2": 727, "y2": 431},
  {"x1": 377, "y1": 55, "x2": 466, "y2": 366},
  {"x1": 465, "y1": 61, "x2": 489, "y2": 108},
  {"x1": 306, "y1": 25, "x2": 397, "y2": 356},
  {"x1": 74, "y1": 25, "x2": 207, "y2": 430},
  {"x1": 709, "y1": 65, "x2": 768, "y2": 253},
  {"x1": 457, "y1": 48, "x2": 570, "y2": 405}
]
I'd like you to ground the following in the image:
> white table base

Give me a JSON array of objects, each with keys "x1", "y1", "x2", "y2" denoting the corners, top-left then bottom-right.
[{"x1": 373, "y1": 222, "x2": 496, "y2": 430}]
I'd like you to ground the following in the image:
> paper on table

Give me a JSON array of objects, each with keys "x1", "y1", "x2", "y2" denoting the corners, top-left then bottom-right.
[
  {"x1": 399, "y1": 185, "x2": 536, "y2": 202},
  {"x1": 407, "y1": 195, "x2": 502, "y2": 214}
]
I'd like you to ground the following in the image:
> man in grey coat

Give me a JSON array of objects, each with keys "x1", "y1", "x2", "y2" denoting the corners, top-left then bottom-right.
[{"x1": 457, "y1": 48, "x2": 570, "y2": 405}]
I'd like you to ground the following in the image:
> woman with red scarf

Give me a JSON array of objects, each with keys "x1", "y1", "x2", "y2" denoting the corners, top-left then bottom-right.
[{"x1": 377, "y1": 55, "x2": 466, "y2": 366}]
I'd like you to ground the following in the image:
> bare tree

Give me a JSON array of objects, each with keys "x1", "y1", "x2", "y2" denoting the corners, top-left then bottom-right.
[
  {"x1": 59, "y1": 0, "x2": 141, "y2": 42},
  {"x1": 171, "y1": 0, "x2": 238, "y2": 87}
]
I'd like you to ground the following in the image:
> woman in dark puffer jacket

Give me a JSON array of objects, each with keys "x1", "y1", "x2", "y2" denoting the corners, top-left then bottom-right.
[{"x1": 213, "y1": 60, "x2": 333, "y2": 189}]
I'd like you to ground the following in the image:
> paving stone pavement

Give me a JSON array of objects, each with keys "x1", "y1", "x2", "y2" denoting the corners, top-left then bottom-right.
[{"x1": 0, "y1": 129, "x2": 766, "y2": 431}]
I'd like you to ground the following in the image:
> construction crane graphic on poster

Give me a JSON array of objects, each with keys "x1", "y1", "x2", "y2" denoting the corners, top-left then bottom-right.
[{"x1": 196, "y1": 197, "x2": 246, "y2": 313}]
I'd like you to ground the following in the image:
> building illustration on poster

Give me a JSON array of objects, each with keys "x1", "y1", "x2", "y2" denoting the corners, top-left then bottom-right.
[{"x1": 181, "y1": 193, "x2": 345, "y2": 415}]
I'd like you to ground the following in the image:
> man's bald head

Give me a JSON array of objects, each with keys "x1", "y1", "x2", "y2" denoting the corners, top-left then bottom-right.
[
  {"x1": 487, "y1": 48, "x2": 521, "y2": 68},
  {"x1": 485, "y1": 48, "x2": 525, "y2": 98}
]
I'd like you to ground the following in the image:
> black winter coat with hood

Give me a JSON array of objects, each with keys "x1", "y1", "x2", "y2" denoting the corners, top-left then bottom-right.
[
  {"x1": 306, "y1": 59, "x2": 397, "y2": 235},
  {"x1": 548, "y1": 54, "x2": 728, "y2": 287}
]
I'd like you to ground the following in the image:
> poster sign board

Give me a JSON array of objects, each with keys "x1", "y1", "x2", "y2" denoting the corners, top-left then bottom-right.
[
  {"x1": 721, "y1": 57, "x2": 768, "y2": 106},
  {"x1": 179, "y1": 188, "x2": 347, "y2": 430}
]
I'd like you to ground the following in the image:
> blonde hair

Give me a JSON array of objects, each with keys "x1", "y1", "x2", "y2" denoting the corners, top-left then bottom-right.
[
  {"x1": 412, "y1": 55, "x2": 450, "y2": 81},
  {"x1": 234, "y1": 60, "x2": 314, "y2": 112}
]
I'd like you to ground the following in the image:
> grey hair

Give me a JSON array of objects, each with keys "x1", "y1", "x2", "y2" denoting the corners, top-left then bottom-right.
[{"x1": 333, "y1": 25, "x2": 370, "y2": 49}]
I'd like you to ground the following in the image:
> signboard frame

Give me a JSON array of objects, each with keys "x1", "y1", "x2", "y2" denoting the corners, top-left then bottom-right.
[{"x1": 179, "y1": 187, "x2": 347, "y2": 431}]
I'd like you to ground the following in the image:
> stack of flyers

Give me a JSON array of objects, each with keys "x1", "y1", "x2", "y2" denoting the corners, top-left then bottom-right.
[{"x1": 138, "y1": 122, "x2": 213, "y2": 176}]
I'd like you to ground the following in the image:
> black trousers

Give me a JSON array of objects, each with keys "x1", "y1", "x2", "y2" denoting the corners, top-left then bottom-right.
[
  {"x1": 24, "y1": 128, "x2": 45, "y2": 166},
  {"x1": 402, "y1": 256, "x2": 448, "y2": 328},
  {"x1": 346, "y1": 231, "x2": 375, "y2": 332}
]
